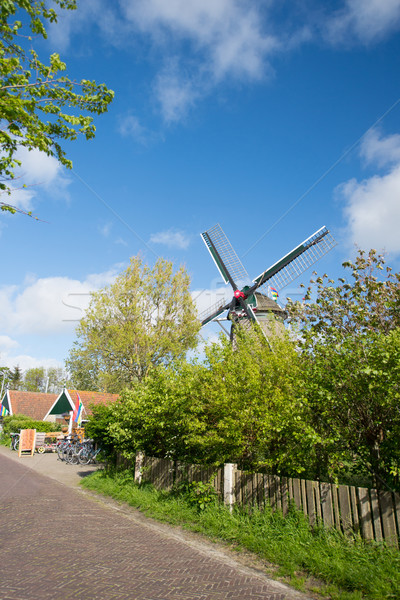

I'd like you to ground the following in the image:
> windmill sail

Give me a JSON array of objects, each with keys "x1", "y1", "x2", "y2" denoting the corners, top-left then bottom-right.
[
  {"x1": 201, "y1": 223, "x2": 250, "y2": 287},
  {"x1": 199, "y1": 223, "x2": 336, "y2": 331},
  {"x1": 198, "y1": 298, "x2": 231, "y2": 326},
  {"x1": 251, "y1": 226, "x2": 336, "y2": 293}
]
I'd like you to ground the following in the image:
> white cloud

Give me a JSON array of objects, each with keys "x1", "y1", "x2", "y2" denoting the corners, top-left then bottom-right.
[
  {"x1": 340, "y1": 168, "x2": 400, "y2": 253},
  {"x1": 325, "y1": 0, "x2": 400, "y2": 44},
  {"x1": 0, "y1": 268, "x2": 120, "y2": 336},
  {"x1": 149, "y1": 229, "x2": 191, "y2": 249},
  {"x1": 43, "y1": 1, "x2": 283, "y2": 124},
  {"x1": 3, "y1": 148, "x2": 71, "y2": 212},
  {"x1": 121, "y1": 0, "x2": 277, "y2": 79},
  {"x1": 120, "y1": 0, "x2": 279, "y2": 121},
  {"x1": 1, "y1": 354, "x2": 62, "y2": 372},
  {"x1": 154, "y1": 66, "x2": 200, "y2": 124},
  {"x1": 118, "y1": 114, "x2": 161, "y2": 144},
  {"x1": 47, "y1": 0, "x2": 125, "y2": 52},
  {"x1": 115, "y1": 237, "x2": 128, "y2": 247},
  {"x1": 192, "y1": 286, "x2": 231, "y2": 320},
  {"x1": 339, "y1": 129, "x2": 400, "y2": 254},
  {"x1": 191, "y1": 287, "x2": 231, "y2": 357},
  {"x1": 0, "y1": 336, "x2": 19, "y2": 352},
  {"x1": 360, "y1": 128, "x2": 400, "y2": 168},
  {"x1": 3, "y1": 186, "x2": 36, "y2": 213},
  {"x1": 0, "y1": 334, "x2": 64, "y2": 372},
  {"x1": 188, "y1": 330, "x2": 224, "y2": 362},
  {"x1": 85, "y1": 267, "x2": 121, "y2": 288},
  {"x1": 17, "y1": 147, "x2": 62, "y2": 186},
  {"x1": 99, "y1": 222, "x2": 112, "y2": 237},
  {"x1": 45, "y1": 1, "x2": 400, "y2": 129}
]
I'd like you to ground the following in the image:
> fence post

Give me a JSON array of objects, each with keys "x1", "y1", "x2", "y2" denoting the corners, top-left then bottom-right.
[
  {"x1": 135, "y1": 451, "x2": 144, "y2": 484},
  {"x1": 224, "y1": 463, "x2": 237, "y2": 512}
]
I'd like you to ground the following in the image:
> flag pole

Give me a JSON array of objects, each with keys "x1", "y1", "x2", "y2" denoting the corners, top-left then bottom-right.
[{"x1": 67, "y1": 410, "x2": 73, "y2": 435}]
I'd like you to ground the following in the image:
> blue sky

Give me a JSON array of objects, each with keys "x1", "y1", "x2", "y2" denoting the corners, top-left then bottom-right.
[{"x1": 1, "y1": 0, "x2": 400, "y2": 371}]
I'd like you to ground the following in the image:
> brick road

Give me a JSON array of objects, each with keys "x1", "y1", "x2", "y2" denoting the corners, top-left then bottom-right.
[{"x1": 0, "y1": 452, "x2": 309, "y2": 600}]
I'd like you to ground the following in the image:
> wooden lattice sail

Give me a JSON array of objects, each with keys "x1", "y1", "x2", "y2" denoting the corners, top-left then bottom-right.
[{"x1": 200, "y1": 224, "x2": 336, "y2": 341}]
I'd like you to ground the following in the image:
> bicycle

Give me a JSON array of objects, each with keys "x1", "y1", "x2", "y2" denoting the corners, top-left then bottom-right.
[
  {"x1": 77, "y1": 441, "x2": 102, "y2": 465},
  {"x1": 65, "y1": 439, "x2": 87, "y2": 465},
  {"x1": 56, "y1": 436, "x2": 77, "y2": 461},
  {"x1": 10, "y1": 432, "x2": 20, "y2": 451}
]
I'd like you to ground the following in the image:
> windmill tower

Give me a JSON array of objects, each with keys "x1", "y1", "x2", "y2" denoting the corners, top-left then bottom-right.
[{"x1": 199, "y1": 223, "x2": 336, "y2": 341}]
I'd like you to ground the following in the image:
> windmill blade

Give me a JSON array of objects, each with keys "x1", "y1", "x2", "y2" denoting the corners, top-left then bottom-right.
[
  {"x1": 201, "y1": 224, "x2": 250, "y2": 288},
  {"x1": 199, "y1": 298, "x2": 231, "y2": 326},
  {"x1": 250, "y1": 226, "x2": 336, "y2": 293}
]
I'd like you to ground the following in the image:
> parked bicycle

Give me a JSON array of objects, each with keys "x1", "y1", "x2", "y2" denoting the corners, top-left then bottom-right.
[
  {"x1": 64, "y1": 438, "x2": 87, "y2": 465},
  {"x1": 76, "y1": 440, "x2": 101, "y2": 465},
  {"x1": 10, "y1": 432, "x2": 20, "y2": 451},
  {"x1": 56, "y1": 435, "x2": 79, "y2": 462}
]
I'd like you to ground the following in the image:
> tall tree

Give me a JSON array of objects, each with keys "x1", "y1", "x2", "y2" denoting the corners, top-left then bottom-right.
[
  {"x1": 21, "y1": 365, "x2": 68, "y2": 392},
  {"x1": 0, "y1": 0, "x2": 114, "y2": 215},
  {"x1": 46, "y1": 366, "x2": 68, "y2": 393},
  {"x1": 10, "y1": 365, "x2": 23, "y2": 390},
  {"x1": 0, "y1": 366, "x2": 13, "y2": 394},
  {"x1": 66, "y1": 256, "x2": 201, "y2": 392},
  {"x1": 23, "y1": 366, "x2": 45, "y2": 392},
  {"x1": 287, "y1": 249, "x2": 400, "y2": 488}
]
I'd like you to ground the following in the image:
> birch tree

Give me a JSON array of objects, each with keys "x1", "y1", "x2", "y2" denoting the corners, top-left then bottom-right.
[{"x1": 66, "y1": 256, "x2": 200, "y2": 392}]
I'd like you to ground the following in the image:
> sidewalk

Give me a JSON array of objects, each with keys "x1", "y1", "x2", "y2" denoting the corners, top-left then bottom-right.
[
  {"x1": 0, "y1": 443, "x2": 100, "y2": 487},
  {"x1": 0, "y1": 446, "x2": 310, "y2": 600}
]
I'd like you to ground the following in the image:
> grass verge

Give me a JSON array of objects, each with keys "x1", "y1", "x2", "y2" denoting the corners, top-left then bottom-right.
[{"x1": 81, "y1": 468, "x2": 400, "y2": 600}]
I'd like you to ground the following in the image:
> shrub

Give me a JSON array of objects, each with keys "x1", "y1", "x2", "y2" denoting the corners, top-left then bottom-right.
[{"x1": 2, "y1": 414, "x2": 62, "y2": 434}]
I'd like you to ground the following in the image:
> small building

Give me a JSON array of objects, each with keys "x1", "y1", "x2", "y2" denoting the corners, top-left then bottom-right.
[
  {"x1": 44, "y1": 388, "x2": 119, "y2": 424},
  {"x1": 0, "y1": 388, "x2": 119, "y2": 425},
  {"x1": 0, "y1": 390, "x2": 58, "y2": 420}
]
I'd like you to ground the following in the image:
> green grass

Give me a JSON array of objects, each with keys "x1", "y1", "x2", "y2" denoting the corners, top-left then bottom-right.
[{"x1": 81, "y1": 469, "x2": 400, "y2": 600}]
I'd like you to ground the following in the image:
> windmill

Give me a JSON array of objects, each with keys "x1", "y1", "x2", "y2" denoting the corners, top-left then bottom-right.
[{"x1": 199, "y1": 223, "x2": 336, "y2": 340}]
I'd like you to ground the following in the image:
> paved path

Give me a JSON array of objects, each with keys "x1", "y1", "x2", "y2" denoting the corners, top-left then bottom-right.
[{"x1": 0, "y1": 447, "x2": 309, "y2": 600}]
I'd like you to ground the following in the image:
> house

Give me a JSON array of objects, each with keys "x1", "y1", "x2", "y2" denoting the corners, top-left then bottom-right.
[
  {"x1": 44, "y1": 388, "x2": 119, "y2": 423},
  {"x1": 0, "y1": 390, "x2": 58, "y2": 420},
  {"x1": 0, "y1": 388, "x2": 119, "y2": 424}
]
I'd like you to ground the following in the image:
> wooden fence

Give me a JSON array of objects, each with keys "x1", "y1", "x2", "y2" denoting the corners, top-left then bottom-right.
[
  {"x1": 234, "y1": 469, "x2": 400, "y2": 547},
  {"x1": 123, "y1": 454, "x2": 400, "y2": 547}
]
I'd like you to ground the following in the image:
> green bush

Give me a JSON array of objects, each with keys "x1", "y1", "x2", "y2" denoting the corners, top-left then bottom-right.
[
  {"x1": 0, "y1": 432, "x2": 10, "y2": 446},
  {"x1": 2, "y1": 414, "x2": 62, "y2": 434},
  {"x1": 173, "y1": 478, "x2": 218, "y2": 511}
]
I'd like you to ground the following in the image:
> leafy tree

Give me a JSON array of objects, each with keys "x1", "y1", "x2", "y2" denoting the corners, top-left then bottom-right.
[
  {"x1": 46, "y1": 366, "x2": 68, "y2": 392},
  {"x1": 88, "y1": 330, "x2": 315, "y2": 473},
  {"x1": 10, "y1": 365, "x2": 23, "y2": 390},
  {"x1": 66, "y1": 256, "x2": 201, "y2": 392},
  {"x1": 84, "y1": 402, "x2": 117, "y2": 458},
  {"x1": 10, "y1": 366, "x2": 68, "y2": 392},
  {"x1": 23, "y1": 366, "x2": 45, "y2": 392},
  {"x1": 0, "y1": 366, "x2": 13, "y2": 393},
  {"x1": 0, "y1": 0, "x2": 114, "y2": 215},
  {"x1": 287, "y1": 249, "x2": 400, "y2": 488},
  {"x1": 288, "y1": 248, "x2": 400, "y2": 339}
]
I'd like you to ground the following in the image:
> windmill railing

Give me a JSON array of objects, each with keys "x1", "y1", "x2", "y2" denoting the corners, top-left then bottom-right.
[{"x1": 116, "y1": 452, "x2": 400, "y2": 547}]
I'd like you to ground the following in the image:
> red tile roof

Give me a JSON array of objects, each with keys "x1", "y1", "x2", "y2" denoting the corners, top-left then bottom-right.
[
  {"x1": 8, "y1": 390, "x2": 58, "y2": 421},
  {"x1": 67, "y1": 389, "x2": 119, "y2": 417}
]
